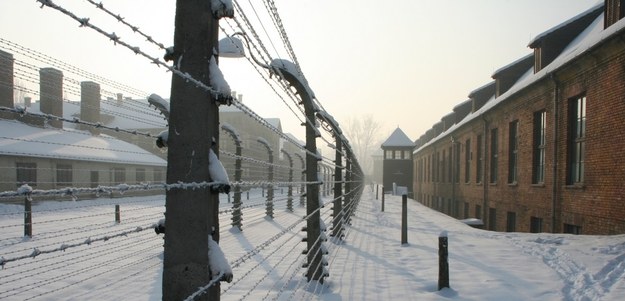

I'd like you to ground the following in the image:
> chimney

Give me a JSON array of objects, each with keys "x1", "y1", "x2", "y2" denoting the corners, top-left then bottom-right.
[
  {"x1": 0, "y1": 49, "x2": 14, "y2": 120},
  {"x1": 24, "y1": 97, "x2": 31, "y2": 107},
  {"x1": 605, "y1": 0, "x2": 625, "y2": 28},
  {"x1": 81, "y1": 81, "x2": 101, "y2": 134},
  {"x1": 39, "y1": 67, "x2": 63, "y2": 128},
  {"x1": 116, "y1": 93, "x2": 123, "y2": 106}
]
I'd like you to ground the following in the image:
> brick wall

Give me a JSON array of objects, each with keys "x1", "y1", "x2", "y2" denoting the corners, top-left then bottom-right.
[{"x1": 413, "y1": 30, "x2": 625, "y2": 235}]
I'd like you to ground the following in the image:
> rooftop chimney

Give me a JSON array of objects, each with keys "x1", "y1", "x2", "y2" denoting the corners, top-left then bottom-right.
[{"x1": 39, "y1": 67, "x2": 63, "y2": 128}]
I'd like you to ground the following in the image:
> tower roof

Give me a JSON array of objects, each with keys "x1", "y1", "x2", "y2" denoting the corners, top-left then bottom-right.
[{"x1": 381, "y1": 127, "x2": 414, "y2": 148}]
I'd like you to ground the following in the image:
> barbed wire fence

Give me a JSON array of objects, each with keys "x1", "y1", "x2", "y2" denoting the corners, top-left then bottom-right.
[{"x1": 0, "y1": 0, "x2": 365, "y2": 299}]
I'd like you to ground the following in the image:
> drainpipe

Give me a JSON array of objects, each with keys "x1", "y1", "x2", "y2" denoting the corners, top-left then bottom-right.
[
  {"x1": 450, "y1": 136, "x2": 456, "y2": 218},
  {"x1": 482, "y1": 117, "x2": 488, "y2": 224},
  {"x1": 551, "y1": 73, "x2": 559, "y2": 233}
]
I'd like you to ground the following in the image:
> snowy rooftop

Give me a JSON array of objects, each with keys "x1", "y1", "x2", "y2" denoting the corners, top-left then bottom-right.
[
  {"x1": 381, "y1": 127, "x2": 415, "y2": 148},
  {"x1": 0, "y1": 119, "x2": 166, "y2": 166},
  {"x1": 28, "y1": 99, "x2": 167, "y2": 130},
  {"x1": 416, "y1": 8, "x2": 625, "y2": 153}
]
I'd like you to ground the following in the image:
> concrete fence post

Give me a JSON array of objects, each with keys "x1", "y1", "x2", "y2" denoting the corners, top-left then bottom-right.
[
  {"x1": 438, "y1": 232, "x2": 449, "y2": 290},
  {"x1": 401, "y1": 194, "x2": 407, "y2": 245},
  {"x1": 115, "y1": 204, "x2": 120, "y2": 224},
  {"x1": 24, "y1": 196, "x2": 32, "y2": 237}
]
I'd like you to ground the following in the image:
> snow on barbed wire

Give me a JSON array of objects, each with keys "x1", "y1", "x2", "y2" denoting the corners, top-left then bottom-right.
[
  {"x1": 16, "y1": 184, "x2": 33, "y2": 195},
  {"x1": 270, "y1": 59, "x2": 316, "y2": 99},
  {"x1": 209, "y1": 149, "x2": 231, "y2": 194},
  {"x1": 209, "y1": 55, "x2": 231, "y2": 97},
  {"x1": 211, "y1": 0, "x2": 234, "y2": 19},
  {"x1": 156, "y1": 129, "x2": 169, "y2": 148},
  {"x1": 208, "y1": 235, "x2": 233, "y2": 282}
]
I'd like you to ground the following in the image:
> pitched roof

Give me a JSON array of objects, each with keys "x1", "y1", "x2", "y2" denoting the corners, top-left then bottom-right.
[
  {"x1": 416, "y1": 6, "x2": 625, "y2": 153},
  {"x1": 381, "y1": 128, "x2": 414, "y2": 148},
  {"x1": 0, "y1": 119, "x2": 166, "y2": 166}
]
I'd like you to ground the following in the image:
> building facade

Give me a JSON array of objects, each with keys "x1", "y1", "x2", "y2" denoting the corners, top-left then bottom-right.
[{"x1": 413, "y1": 1, "x2": 625, "y2": 235}]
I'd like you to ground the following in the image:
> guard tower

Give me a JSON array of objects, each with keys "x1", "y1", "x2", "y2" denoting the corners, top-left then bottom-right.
[{"x1": 381, "y1": 127, "x2": 414, "y2": 194}]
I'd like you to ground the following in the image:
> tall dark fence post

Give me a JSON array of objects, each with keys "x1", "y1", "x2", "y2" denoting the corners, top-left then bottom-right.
[
  {"x1": 281, "y1": 150, "x2": 294, "y2": 212},
  {"x1": 115, "y1": 204, "x2": 120, "y2": 224},
  {"x1": 438, "y1": 232, "x2": 449, "y2": 290},
  {"x1": 401, "y1": 194, "x2": 407, "y2": 245},
  {"x1": 376, "y1": 184, "x2": 379, "y2": 200},
  {"x1": 258, "y1": 137, "x2": 274, "y2": 218},
  {"x1": 222, "y1": 123, "x2": 243, "y2": 229},
  {"x1": 24, "y1": 196, "x2": 32, "y2": 237},
  {"x1": 382, "y1": 190, "x2": 385, "y2": 212},
  {"x1": 381, "y1": 186, "x2": 385, "y2": 211},
  {"x1": 294, "y1": 153, "x2": 305, "y2": 207}
]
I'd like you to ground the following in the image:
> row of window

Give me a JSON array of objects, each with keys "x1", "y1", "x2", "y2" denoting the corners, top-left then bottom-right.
[
  {"x1": 15, "y1": 163, "x2": 164, "y2": 187},
  {"x1": 416, "y1": 95, "x2": 586, "y2": 186},
  {"x1": 420, "y1": 195, "x2": 582, "y2": 234},
  {"x1": 384, "y1": 150, "x2": 411, "y2": 160}
]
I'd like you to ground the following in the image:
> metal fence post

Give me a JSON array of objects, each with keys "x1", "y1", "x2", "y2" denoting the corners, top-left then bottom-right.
[
  {"x1": 115, "y1": 204, "x2": 120, "y2": 224},
  {"x1": 281, "y1": 150, "x2": 294, "y2": 212},
  {"x1": 272, "y1": 61, "x2": 325, "y2": 282},
  {"x1": 222, "y1": 124, "x2": 243, "y2": 229},
  {"x1": 24, "y1": 196, "x2": 32, "y2": 237},
  {"x1": 401, "y1": 194, "x2": 407, "y2": 245},
  {"x1": 438, "y1": 232, "x2": 449, "y2": 290},
  {"x1": 294, "y1": 153, "x2": 305, "y2": 207},
  {"x1": 258, "y1": 137, "x2": 274, "y2": 218}
]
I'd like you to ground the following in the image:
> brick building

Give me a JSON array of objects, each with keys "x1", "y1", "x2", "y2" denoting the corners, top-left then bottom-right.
[{"x1": 413, "y1": 1, "x2": 625, "y2": 235}]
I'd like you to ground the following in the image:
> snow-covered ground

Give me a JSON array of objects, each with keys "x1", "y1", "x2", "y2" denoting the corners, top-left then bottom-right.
[{"x1": 1, "y1": 189, "x2": 624, "y2": 300}]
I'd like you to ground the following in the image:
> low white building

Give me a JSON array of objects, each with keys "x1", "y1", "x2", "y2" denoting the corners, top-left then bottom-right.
[{"x1": 0, "y1": 118, "x2": 166, "y2": 195}]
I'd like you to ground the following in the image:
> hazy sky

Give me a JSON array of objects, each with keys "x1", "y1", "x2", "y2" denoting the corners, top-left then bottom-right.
[{"x1": 0, "y1": 0, "x2": 600, "y2": 142}]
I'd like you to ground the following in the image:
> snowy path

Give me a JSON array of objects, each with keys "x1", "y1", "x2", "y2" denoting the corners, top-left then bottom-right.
[
  {"x1": 323, "y1": 191, "x2": 625, "y2": 301},
  {"x1": 1, "y1": 190, "x2": 625, "y2": 300}
]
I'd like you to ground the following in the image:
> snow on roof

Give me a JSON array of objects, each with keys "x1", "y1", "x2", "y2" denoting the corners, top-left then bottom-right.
[
  {"x1": 0, "y1": 119, "x2": 166, "y2": 166},
  {"x1": 416, "y1": 11, "x2": 625, "y2": 154},
  {"x1": 28, "y1": 99, "x2": 167, "y2": 130},
  {"x1": 381, "y1": 128, "x2": 414, "y2": 148},
  {"x1": 528, "y1": 2, "x2": 604, "y2": 47},
  {"x1": 265, "y1": 118, "x2": 282, "y2": 132}
]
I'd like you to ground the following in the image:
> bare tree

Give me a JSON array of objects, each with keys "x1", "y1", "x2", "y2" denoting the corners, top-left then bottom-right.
[{"x1": 345, "y1": 114, "x2": 383, "y2": 179}]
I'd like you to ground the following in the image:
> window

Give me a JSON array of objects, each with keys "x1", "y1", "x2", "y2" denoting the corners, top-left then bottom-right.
[
  {"x1": 454, "y1": 144, "x2": 460, "y2": 184},
  {"x1": 56, "y1": 164, "x2": 73, "y2": 187},
  {"x1": 394, "y1": 150, "x2": 401, "y2": 159},
  {"x1": 533, "y1": 111, "x2": 546, "y2": 184},
  {"x1": 476, "y1": 134, "x2": 483, "y2": 183},
  {"x1": 488, "y1": 207, "x2": 497, "y2": 231},
  {"x1": 530, "y1": 216, "x2": 543, "y2": 233},
  {"x1": 447, "y1": 147, "x2": 452, "y2": 183},
  {"x1": 475, "y1": 205, "x2": 482, "y2": 219},
  {"x1": 404, "y1": 150, "x2": 410, "y2": 160},
  {"x1": 385, "y1": 150, "x2": 392, "y2": 159},
  {"x1": 506, "y1": 211, "x2": 516, "y2": 232},
  {"x1": 567, "y1": 95, "x2": 586, "y2": 185},
  {"x1": 16, "y1": 163, "x2": 37, "y2": 187},
  {"x1": 464, "y1": 138, "x2": 471, "y2": 183},
  {"x1": 563, "y1": 223, "x2": 582, "y2": 235},
  {"x1": 464, "y1": 202, "x2": 469, "y2": 219},
  {"x1": 136, "y1": 168, "x2": 146, "y2": 183},
  {"x1": 440, "y1": 150, "x2": 447, "y2": 182},
  {"x1": 508, "y1": 121, "x2": 518, "y2": 184},
  {"x1": 154, "y1": 169, "x2": 164, "y2": 183},
  {"x1": 490, "y1": 128, "x2": 498, "y2": 183},
  {"x1": 112, "y1": 167, "x2": 126, "y2": 185},
  {"x1": 90, "y1": 171, "x2": 99, "y2": 188}
]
